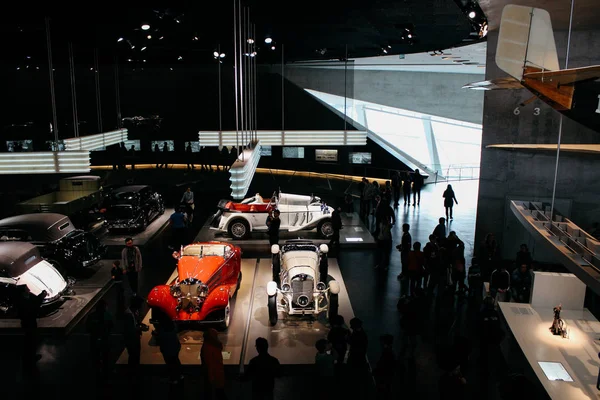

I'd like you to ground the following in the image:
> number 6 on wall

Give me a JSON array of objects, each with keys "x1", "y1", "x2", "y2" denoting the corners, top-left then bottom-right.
[{"x1": 513, "y1": 107, "x2": 520, "y2": 115}]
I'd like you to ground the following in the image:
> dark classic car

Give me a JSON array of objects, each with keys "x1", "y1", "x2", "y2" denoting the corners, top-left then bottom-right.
[
  {"x1": 0, "y1": 242, "x2": 71, "y2": 315},
  {"x1": 104, "y1": 185, "x2": 165, "y2": 231},
  {"x1": 0, "y1": 213, "x2": 106, "y2": 275}
]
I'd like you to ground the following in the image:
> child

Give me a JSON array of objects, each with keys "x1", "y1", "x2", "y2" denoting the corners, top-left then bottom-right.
[{"x1": 407, "y1": 242, "x2": 425, "y2": 296}]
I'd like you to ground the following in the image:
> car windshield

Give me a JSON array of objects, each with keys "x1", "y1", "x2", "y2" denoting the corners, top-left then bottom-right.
[
  {"x1": 183, "y1": 244, "x2": 230, "y2": 257},
  {"x1": 106, "y1": 206, "x2": 133, "y2": 220}
]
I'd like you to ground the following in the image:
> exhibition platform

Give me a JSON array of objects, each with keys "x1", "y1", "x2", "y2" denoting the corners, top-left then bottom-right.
[
  {"x1": 117, "y1": 257, "x2": 355, "y2": 366},
  {"x1": 100, "y1": 208, "x2": 173, "y2": 258},
  {"x1": 499, "y1": 302, "x2": 600, "y2": 400},
  {"x1": 0, "y1": 259, "x2": 116, "y2": 335},
  {"x1": 195, "y1": 212, "x2": 376, "y2": 254}
]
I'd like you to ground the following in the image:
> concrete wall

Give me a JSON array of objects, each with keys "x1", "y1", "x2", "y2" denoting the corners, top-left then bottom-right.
[
  {"x1": 284, "y1": 66, "x2": 484, "y2": 124},
  {"x1": 475, "y1": 29, "x2": 600, "y2": 261}
]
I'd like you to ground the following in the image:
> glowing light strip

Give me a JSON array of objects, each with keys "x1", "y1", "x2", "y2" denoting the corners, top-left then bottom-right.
[
  {"x1": 199, "y1": 130, "x2": 367, "y2": 146},
  {"x1": 64, "y1": 129, "x2": 128, "y2": 151},
  {"x1": 229, "y1": 143, "x2": 262, "y2": 199},
  {"x1": 0, "y1": 151, "x2": 90, "y2": 174}
]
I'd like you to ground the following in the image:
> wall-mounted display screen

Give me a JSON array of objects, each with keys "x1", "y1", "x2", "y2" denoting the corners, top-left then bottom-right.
[
  {"x1": 151, "y1": 140, "x2": 174, "y2": 151},
  {"x1": 315, "y1": 149, "x2": 338, "y2": 162},
  {"x1": 6, "y1": 140, "x2": 33, "y2": 152},
  {"x1": 282, "y1": 147, "x2": 304, "y2": 159},
  {"x1": 349, "y1": 152, "x2": 372, "y2": 164},
  {"x1": 260, "y1": 145, "x2": 272, "y2": 156},
  {"x1": 45, "y1": 140, "x2": 65, "y2": 151},
  {"x1": 184, "y1": 141, "x2": 201, "y2": 152}
]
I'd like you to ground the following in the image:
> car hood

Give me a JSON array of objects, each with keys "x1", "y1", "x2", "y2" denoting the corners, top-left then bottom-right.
[
  {"x1": 177, "y1": 255, "x2": 225, "y2": 284},
  {"x1": 282, "y1": 250, "x2": 318, "y2": 270},
  {"x1": 16, "y1": 260, "x2": 67, "y2": 300}
]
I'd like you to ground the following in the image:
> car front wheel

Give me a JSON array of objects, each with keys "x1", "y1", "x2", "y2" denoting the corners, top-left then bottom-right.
[
  {"x1": 218, "y1": 298, "x2": 231, "y2": 331},
  {"x1": 228, "y1": 219, "x2": 250, "y2": 239},
  {"x1": 318, "y1": 220, "x2": 334, "y2": 238},
  {"x1": 268, "y1": 294, "x2": 278, "y2": 326}
]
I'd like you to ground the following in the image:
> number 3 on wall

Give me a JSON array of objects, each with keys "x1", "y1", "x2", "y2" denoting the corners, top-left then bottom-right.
[{"x1": 533, "y1": 108, "x2": 540, "y2": 116}]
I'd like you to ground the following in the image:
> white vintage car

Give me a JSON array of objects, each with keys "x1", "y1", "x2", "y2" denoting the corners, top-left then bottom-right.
[
  {"x1": 210, "y1": 191, "x2": 334, "y2": 240},
  {"x1": 266, "y1": 240, "x2": 339, "y2": 325}
]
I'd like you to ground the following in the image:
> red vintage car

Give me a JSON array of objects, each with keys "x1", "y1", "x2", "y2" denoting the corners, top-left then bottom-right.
[{"x1": 147, "y1": 241, "x2": 242, "y2": 330}]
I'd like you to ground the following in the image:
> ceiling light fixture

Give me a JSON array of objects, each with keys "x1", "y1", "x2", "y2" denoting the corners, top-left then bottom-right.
[
  {"x1": 178, "y1": 56, "x2": 183, "y2": 60},
  {"x1": 26, "y1": 56, "x2": 31, "y2": 59},
  {"x1": 220, "y1": 53, "x2": 225, "y2": 58},
  {"x1": 143, "y1": 59, "x2": 146, "y2": 62},
  {"x1": 247, "y1": 38, "x2": 254, "y2": 44},
  {"x1": 141, "y1": 46, "x2": 147, "y2": 51},
  {"x1": 382, "y1": 48, "x2": 387, "y2": 54},
  {"x1": 213, "y1": 51, "x2": 219, "y2": 58},
  {"x1": 407, "y1": 34, "x2": 412, "y2": 39},
  {"x1": 159, "y1": 36, "x2": 164, "y2": 40},
  {"x1": 117, "y1": 37, "x2": 124, "y2": 42},
  {"x1": 147, "y1": 35, "x2": 152, "y2": 39},
  {"x1": 131, "y1": 45, "x2": 135, "y2": 49},
  {"x1": 193, "y1": 36, "x2": 198, "y2": 41},
  {"x1": 468, "y1": 11, "x2": 476, "y2": 19},
  {"x1": 271, "y1": 46, "x2": 276, "y2": 50},
  {"x1": 265, "y1": 37, "x2": 272, "y2": 44},
  {"x1": 141, "y1": 24, "x2": 150, "y2": 31}
]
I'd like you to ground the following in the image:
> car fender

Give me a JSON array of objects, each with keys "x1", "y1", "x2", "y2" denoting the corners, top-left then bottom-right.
[
  {"x1": 225, "y1": 214, "x2": 253, "y2": 231},
  {"x1": 203, "y1": 285, "x2": 231, "y2": 313},
  {"x1": 292, "y1": 214, "x2": 331, "y2": 231},
  {"x1": 267, "y1": 281, "x2": 278, "y2": 296},
  {"x1": 147, "y1": 285, "x2": 178, "y2": 319}
]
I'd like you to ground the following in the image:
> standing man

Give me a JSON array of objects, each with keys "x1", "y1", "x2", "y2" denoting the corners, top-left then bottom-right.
[
  {"x1": 180, "y1": 187, "x2": 195, "y2": 223},
  {"x1": 17, "y1": 285, "x2": 46, "y2": 375},
  {"x1": 186, "y1": 142, "x2": 195, "y2": 170},
  {"x1": 160, "y1": 141, "x2": 169, "y2": 169},
  {"x1": 412, "y1": 169, "x2": 424, "y2": 206},
  {"x1": 330, "y1": 204, "x2": 343, "y2": 254},
  {"x1": 121, "y1": 238, "x2": 143, "y2": 296},
  {"x1": 267, "y1": 210, "x2": 281, "y2": 246},
  {"x1": 245, "y1": 337, "x2": 282, "y2": 400},
  {"x1": 391, "y1": 171, "x2": 401, "y2": 208},
  {"x1": 169, "y1": 207, "x2": 188, "y2": 249},
  {"x1": 129, "y1": 144, "x2": 136, "y2": 169},
  {"x1": 396, "y1": 223, "x2": 411, "y2": 280}
]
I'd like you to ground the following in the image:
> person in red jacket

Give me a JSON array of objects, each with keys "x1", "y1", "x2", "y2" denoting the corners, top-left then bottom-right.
[
  {"x1": 407, "y1": 242, "x2": 425, "y2": 296},
  {"x1": 201, "y1": 328, "x2": 226, "y2": 399}
]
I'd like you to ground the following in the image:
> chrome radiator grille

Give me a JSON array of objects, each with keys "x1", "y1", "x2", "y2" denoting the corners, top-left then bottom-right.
[{"x1": 291, "y1": 276, "x2": 314, "y2": 307}]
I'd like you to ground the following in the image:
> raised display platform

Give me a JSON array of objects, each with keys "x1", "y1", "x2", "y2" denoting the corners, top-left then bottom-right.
[
  {"x1": 100, "y1": 208, "x2": 173, "y2": 258},
  {"x1": 195, "y1": 212, "x2": 375, "y2": 254},
  {"x1": 499, "y1": 302, "x2": 600, "y2": 400},
  {"x1": 0, "y1": 259, "x2": 116, "y2": 335},
  {"x1": 117, "y1": 257, "x2": 355, "y2": 366}
]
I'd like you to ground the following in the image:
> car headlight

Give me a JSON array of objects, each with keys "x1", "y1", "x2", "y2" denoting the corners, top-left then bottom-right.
[
  {"x1": 281, "y1": 283, "x2": 291, "y2": 292},
  {"x1": 170, "y1": 285, "x2": 181, "y2": 297},
  {"x1": 316, "y1": 282, "x2": 326, "y2": 291}
]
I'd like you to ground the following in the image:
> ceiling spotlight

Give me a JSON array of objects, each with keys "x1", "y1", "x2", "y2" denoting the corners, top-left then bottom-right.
[
  {"x1": 16, "y1": 67, "x2": 20, "y2": 70},
  {"x1": 170, "y1": 68, "x2": 173, "y2": 71},
  {"x1": 147, "y1": 35, "x2": 152, "y2": 39},
  {"x1": 26, "y1": 56, "x2": 31, "y2": 59},
  {"x1": 213, "y1": 51, "x2": 219, "y2": 58},
  {"x1": 159, "y1": 36, "x2": 164, "y2": 40},
  {"x1": 382, "y1": 48, "x2": 387, "y2": 54},
  {"x1": 178, "y1": 56, "x2": 183, "y2": 60},
  {"x1": 131, "y1": 45, "x2": 136, "y2": 49},
  {"x1": 220, "y1": 53, "x2": 225, "y2": 58},
  {"x1": 117, "y1": 37, "x2": 124, "y2": 42},
  {"x1": 127, "y1": 59, "x2": 133, "y2": 62},
  {"x1": 193, "y1": 36, "x2": 198, "y2": 41},
  {"x1": 141, "y1": 46, "x2": 147, "y2": 51},
  {"x1": 387, "y1": 45, "x2": 391, "y2": 49},
  {"x1": 247, "y1": 38, "x2": 254, "y2": 44},
  {"x1": 271, "y1": 46, "x2": 276, "y2": 50},
  {"x1": 141, "y1": 24, "x2": 150, "y2": 31},
  {"x1": 36, "y1": 66, "x2": 39, "y2": 70},
  {"x1": 265, "y1": 37, "x2": 272, "y2": 44},
  {"x1": 90, "y1": 67, "x2": 93, "y2": 71},
  {"x1": 468, "y1": 11, "x2": 476, "y2": 19},
  {"x1": 175, "y1": 19, "x2": 180, "y2": 23}
]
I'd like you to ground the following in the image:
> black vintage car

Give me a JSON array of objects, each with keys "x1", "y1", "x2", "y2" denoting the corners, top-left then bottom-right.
[
  {"x1": 0, "y1": 213, "x2": 106, "y2": 275},
  {"x1": 104, "y1": 185, "x2": 165, "y2": 232},
  {"x1": 0, "y1": 242, "x2": 71, "y2": 315}
]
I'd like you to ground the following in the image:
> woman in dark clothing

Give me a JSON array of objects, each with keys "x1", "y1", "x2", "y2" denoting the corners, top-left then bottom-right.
[
  {"x1": 402, "y1": 176, "x2": 412, "y2": 205},
  {"x1": 442, "y1": 184, "x2": 458, "y2": 220}
]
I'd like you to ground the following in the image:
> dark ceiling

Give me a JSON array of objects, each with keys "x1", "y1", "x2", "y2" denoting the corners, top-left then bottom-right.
[{"x1": 1, "y1": 0, "x2": 487, "y2": 68}]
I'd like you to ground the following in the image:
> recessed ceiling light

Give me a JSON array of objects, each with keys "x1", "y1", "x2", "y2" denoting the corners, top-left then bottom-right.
[
  {"x1": 170, "y1": 68, "x2": 173, "y2": 71},
  {"x1": 143, "y1": 59, "x2": 146, "y2": 62},
  {"x1": 271, "y1": 46, "x2": 276, "y2": 50},
  {"x1": 178, "y1": 56, "x2": 183, "y2": 60},
  {"x1": 159, "y1": 36, "x2": 164, "y2": 40},
  {"x1": 469, "y1": 11, "x2": 476, "y2": 19},
  {"x1": 213, "y1": 51, "x2": 219, "y2": 57},
  {"x1": 26, "y1": 56, "x2": 31, "y2": 59},
  {"x1": 117, "y1": 37, "x2": 124, "y2": 42},
  {"x1": 247, "y1": 38, "x2": 254, "y2": 44},
  {"x1": 141, "y1": 24, "x2": 150, "y2": 31},
  {"x1": 220, "y1": 53, "x2": 225, "y2": 58},
  {"x1": 407, "y1": 34, "x2": 412, "y2": 39},
  {"x1": 147, "y1": 35, "x2": 152, "y2": 39},
  {"x1": 265, "y1": 37, "x2": 272, "y2": 44},
  {"x1": 16, "y1": 67, "x2": 20, "y2": 70},
  {"x1": 141, "y1": 47, "x2": 147, "y2": 51},
  {"x1": 127, "y1": 59, "x2": 133, "y2": 62}
]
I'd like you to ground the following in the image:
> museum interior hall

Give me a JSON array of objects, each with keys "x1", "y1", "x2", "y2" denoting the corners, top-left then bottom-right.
[{"x1": 1, "y1": 1, "x2": 600, "y2": 399}]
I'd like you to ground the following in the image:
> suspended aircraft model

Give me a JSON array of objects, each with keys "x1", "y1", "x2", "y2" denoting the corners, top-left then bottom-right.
[{"x1": 464, "y1": 4, "x2": 600, "y2": 135}]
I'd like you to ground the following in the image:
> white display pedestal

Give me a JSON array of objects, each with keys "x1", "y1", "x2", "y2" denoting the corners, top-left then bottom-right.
[{"x1": 531, "y1": 271, "x2": 586, "y2": 310}]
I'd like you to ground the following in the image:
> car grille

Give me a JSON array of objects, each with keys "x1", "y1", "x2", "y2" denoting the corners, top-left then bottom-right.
[{"x1": 291, "y1": 276, "x2": 314, "y2": 307}]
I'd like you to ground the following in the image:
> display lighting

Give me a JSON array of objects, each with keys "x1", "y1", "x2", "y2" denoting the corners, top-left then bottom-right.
[
  {"x1": 265, "y1": 37, "x2": 272, "y2": 44},
  {"x1": 141, "y1": 24, "x2": 150, "y2": 31},
  {"x1": 229, "y1": 143, "x2": 262, "y2": 199},
  {"x1": 64, "y1": 129, "x2": 128, "y2": 151},
  {"x1": 199, "y1": 130, "x2": 367, "y2": 147},
  {"x1": 117, "y1": 37, "x2": 124, "y2": 42},
  {"x1": 0, "y1": 151, "x2": 91, "y2": 174}
]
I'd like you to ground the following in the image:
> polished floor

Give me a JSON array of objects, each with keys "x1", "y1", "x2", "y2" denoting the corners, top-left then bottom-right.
[{"x1": 0, "y1": 171, "x2": 539, "y2": 400}]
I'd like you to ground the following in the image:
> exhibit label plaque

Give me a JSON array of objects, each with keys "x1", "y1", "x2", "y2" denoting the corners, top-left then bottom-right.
[{"x1": 315, "y1": 149, "x2": 338, "y2": 162}]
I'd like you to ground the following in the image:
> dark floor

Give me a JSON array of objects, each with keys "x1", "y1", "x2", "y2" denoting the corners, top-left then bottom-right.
[{"x1": 0, "y1": 170, "x2": 541, "y2": 400}]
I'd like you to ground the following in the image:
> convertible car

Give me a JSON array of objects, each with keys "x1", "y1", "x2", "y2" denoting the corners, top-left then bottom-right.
[
  {"x1": 147, "y1": 242, "x2": 242, "y2": 330},
  {"x1": 211, "y1": 192, "x2": 334, "y2": 239},
  {"x1": 104, "y1": 185, "x2": 165, "y2": 232},
  {"x1": 0, "y1": 242, "x2": 71, "y2": 315},
  {"x1": 0, "y1": 213, "x2": 106, "y2": 276},
  {"x1": 267, "y1": 240, "x2": 339, "y2": 326}
]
